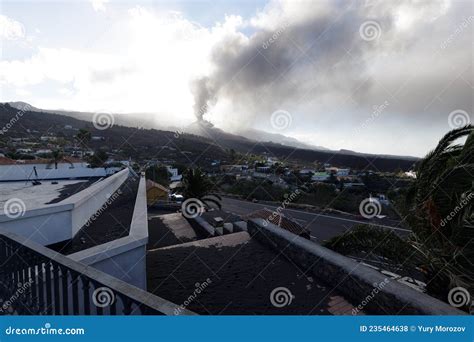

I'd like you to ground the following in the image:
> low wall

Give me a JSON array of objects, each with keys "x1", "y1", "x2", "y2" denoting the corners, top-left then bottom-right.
[
  {"x1": 188, "y1": 216, "x2": 247, "y2": 237},
  {"x1": 248, "y1": 218, "x2": 465, "y2": 315},
  {"x1": 69, "y1": 173, "x2": 149, "y2": 290},
  {"x1": 63, "y1": 168, "x2": 129, "y2": 236},
  {"x1": 188, "y1": 216, "x2": 216, "y2": 237},
  {"x1": 0, "y1": 204, "x2": 73, "y2": 246},
  {"x1": 0, "y1": 169, "x2": 129, "y2": 246}
]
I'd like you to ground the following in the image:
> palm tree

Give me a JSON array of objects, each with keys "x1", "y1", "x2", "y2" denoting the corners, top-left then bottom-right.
[
  {"x1": 406, "y1": 125, "x2": 473, "y2": 297},
  {"x1": 49, "y1": 150, "x2": 63, "y2": 169},
  {"x1": 76, "y1": 128, "x2": 91, "y2": 158},
  {"x1": 182, "y1": 168, "x2": 222, "y2": 210},
  {"x1": 325, "y1": 125, "x2": 473, "y2": 308}
]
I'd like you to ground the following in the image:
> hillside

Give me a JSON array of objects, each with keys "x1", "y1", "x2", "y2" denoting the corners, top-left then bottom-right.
[{"x1": 0, "y1": 103, "x2": 418, "y2": 171}]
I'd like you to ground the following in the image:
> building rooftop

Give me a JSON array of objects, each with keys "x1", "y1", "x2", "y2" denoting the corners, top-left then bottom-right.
[
  {"x1": 147, "y1": 231, "x2": 354, "y2": 315},
  {"x1": 0, "y1": 179, "x2": 96, "y2": 209},
  {"x1": 0, "y1": 156, "x2": 84, "y2": 165},
  {"x1": 146, "y1": 213, "x2": 359, "y2": 315},
  {"x1": 50, "y1": 176, "x2": 140, "y2": 254}
]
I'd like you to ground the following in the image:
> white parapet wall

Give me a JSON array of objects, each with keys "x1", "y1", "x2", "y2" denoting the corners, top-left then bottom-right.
[
  {"x1": 0, "y1": 168, "x2": 129, "y2": 246},
  {"x1": 62, "y1": 168, "x2": 130, "y2": 237},
  {"x1": 69, "y1": 173, "x2": 149, "y2": 290}
]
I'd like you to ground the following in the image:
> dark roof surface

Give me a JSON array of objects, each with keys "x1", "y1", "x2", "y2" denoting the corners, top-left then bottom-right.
[
  {"x1": 49, "y1": 176, "x2": 139, "y2": 254},
  {"x1": 45, "y1": 178, "x2": 99, "y2": 204},
  {"x1": 147, "y1": 232, "x2": 345, "y2": 315}
]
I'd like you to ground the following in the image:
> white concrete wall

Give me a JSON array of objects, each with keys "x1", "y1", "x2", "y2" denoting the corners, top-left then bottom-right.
[
  {"x1": 0, "y1": 204, "x2": 73, "y2": 245},
  {"x1": 0, "y1": 169, "x2": 149, "y2": 290},
  {"x1": 0, "y1": 163, "x2": 123, "y2": 181},
  {"x1": 69, "y1": 174, "x2": 149, "y2": 290},
  {"x1": 63, "y1": 168, "x2": 129, "y2": 236}
]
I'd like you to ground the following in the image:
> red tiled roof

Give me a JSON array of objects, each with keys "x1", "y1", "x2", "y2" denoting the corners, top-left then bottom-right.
[
  {"x1": 61, "y1": 156, "x2": 84, "y2": 164},
  {"x1": 15, "y1": 158, "x2": 50, "y2": 164},
  {"x1": 0, "y1": 156, "x2": 15, "y2": 165},
  {"x1": 247, "y1": 208, "x2": 310, "y2": 238},
  {"x1": 0, "y1": 157, "x2": 85, "y2": 165}
]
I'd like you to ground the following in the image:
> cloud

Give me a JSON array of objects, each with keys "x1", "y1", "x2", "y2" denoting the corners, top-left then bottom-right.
[
  {"x1": 89, "y1": 0, "x2": 109, "y2": 12},
  {"x1": 1, "y1": 0, "x2": 472, "y2": 156},
  {"x1": 187, "y1": 0, "x2": 472, "y2": 156},
  {"x1": 0, "y1": 8, "x2": 239, "y2": 127},
  {"x1": 0, "y1": 15, "x2": 25, "y2": 40}
]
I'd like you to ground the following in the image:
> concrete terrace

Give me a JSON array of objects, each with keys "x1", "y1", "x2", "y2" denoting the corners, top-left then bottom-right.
[
  {"x1": 0, "y1": 179, "x2": 97, "y2": 209},
  {"x1": 146, "y1": 212, "x2": 361, "y2": 315}
]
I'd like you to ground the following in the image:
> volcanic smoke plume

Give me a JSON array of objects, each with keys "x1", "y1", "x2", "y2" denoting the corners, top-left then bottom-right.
[{"x1": 190, "y1": 0, "x2": 472, "y2": 129}]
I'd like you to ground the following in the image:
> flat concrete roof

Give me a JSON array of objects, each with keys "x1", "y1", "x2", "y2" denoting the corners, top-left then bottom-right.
[{"x1": 0, "y1": 179, "x2": 95, "y2": 210}]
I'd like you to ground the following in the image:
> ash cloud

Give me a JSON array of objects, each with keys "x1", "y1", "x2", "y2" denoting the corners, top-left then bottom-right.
[
  {"x1": 191, "y1": 0, "x2": 473, "y2": 132},
  {"x1": 191, "y1": 1, "x2": 390, "y2": 122}
]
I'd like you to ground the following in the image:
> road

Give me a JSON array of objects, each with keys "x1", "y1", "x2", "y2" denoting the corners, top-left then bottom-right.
[{"x1": 221, "y1": 197, "x2": 410, "y2": 242}]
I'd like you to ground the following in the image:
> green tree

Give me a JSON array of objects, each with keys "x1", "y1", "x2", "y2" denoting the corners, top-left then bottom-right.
[
  {"x1": 229, "y1": 148, "x2": 237, "y2": 163},
  {"x1": 145, "y1": 165, "x2": 171, "y2": 187},
  {"x1": 324, "y1": 125, "x2": 474, "y2": 309},
  {"x1": 406, "y1": 125, "x2": 473, "y2": 298},
  {"x1": 76, "y1": 128, "x2": 91, "y2": 158},
  {"x1": 88, "y1": 150, "x2": 108, "y2": 168},
  {"x1": 183, "y1": 168, "x2": 212, "y2": 198},
  {"x1": 182, "y1": 168, "x2": 221, "y2": 209},
  {"x1": 49, "y1": 150, "x2": 63, "y2": 169}
]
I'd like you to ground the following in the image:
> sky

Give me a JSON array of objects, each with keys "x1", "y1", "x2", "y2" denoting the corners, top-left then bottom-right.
[{"x1": 0, "y1": 0, "x2": 472, "y2": 157}]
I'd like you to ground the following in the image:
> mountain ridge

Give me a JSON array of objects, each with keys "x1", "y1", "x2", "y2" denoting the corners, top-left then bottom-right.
[{"x1": 4, "y1": 101, "x2": 420, "y2": 164}]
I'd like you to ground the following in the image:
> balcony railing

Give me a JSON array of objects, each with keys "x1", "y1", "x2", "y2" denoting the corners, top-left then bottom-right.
[{"x1": 0, "y1": 231, "x2": 194, "y2": 316}]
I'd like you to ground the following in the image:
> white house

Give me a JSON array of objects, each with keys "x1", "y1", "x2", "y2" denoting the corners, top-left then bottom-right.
[
  {"x1": 336, "y1": 168, "x2": 350, "y2": 176},
  {"x1": 166, "y1": 166, "x2": 182, "y2": 182},
  {"x1": 300, "y1": 169, "x2": 315, "y2": 175},
  {"x1": 311, "y1": 172, "x2": 330, "y2": 182}
]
